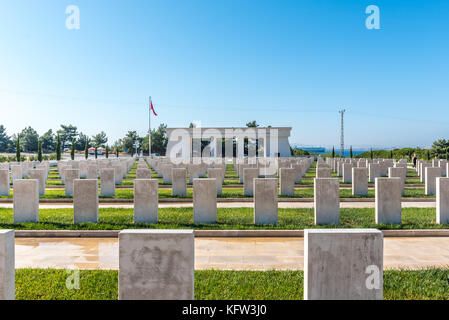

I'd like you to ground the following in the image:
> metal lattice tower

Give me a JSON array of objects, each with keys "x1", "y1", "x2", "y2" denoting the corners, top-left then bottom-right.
[{"x1": 339, "y1": 109, "x2": 346, "y2": 157}]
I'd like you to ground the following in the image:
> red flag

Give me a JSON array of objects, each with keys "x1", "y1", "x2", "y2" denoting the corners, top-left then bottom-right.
[{"x1": 150, "y1": 100, "x2": 158, "y2": 116}]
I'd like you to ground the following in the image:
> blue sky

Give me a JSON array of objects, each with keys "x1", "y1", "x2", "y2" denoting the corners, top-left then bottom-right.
[{"x1": 0, "y1": 0, "x2": 448, "y2": 148}]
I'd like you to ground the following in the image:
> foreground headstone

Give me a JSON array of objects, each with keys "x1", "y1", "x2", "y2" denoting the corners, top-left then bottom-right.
[
  {"x1": 436, "y1": 177, "x2": 449, "y2": 224},
  {"x1": 368, "y1": 163, "x2": 382, "y2": 183},
  {"x1": 0, "y1": 230, "x2": 14, "y2": 300},
  {"x1": 314, "y1": 178, "x2": 339, "y2": 225},
  {"x1": 172, "y1": 168, "x2": 187, "y2": 197},
  {"x1": 375, "y1": 178, "x2": 402, "y2": 224},
  {"x1": 64, "y1": 169, "x2": 80, "y2": 196},
  {"x1": 425, "y1": 167, "x2": 442, "y2": 195},
  {"x1": 187, "y1": 165, "x2": 201, "y2": 184},
  {"x1": 0, "y1": 169, "x2": 9, "y2": 196},
  {"x1": 73, "y1": 179, "x2": 98, "y2": 223},
  {"x1": 13, "y1": 179, "x2": 39, "y2": 223},
  {"x1": 193, "y1": 179, "x2": 217, "y2": 223},
  {"x1": 316, "y1": 167, "x2": 332, "y2": 178},
  {"x1": 100, "y1": 168, "x2": 115, "y2": 197},
  {"x1": 243, "y1": 168, "x2": 259, "y2": 196},
  {"x1": 279, "y1": 168, "x2": 295, "y2": 196},
  {"x1": 342, "y1": 163, "x2": 353, "y2": 183},
  {"x1": 388, "y1": 167, "x2": 406, "y2": 196},
  {"x1": 352, "y1": 167, "x2": 368, "y2": 196},
  {"x1": 113, "y1": 164, "x2": 123, "y2": 185},
  {"x1": 207, "y1": 168, "x2": 223, "y2": 195},
  {"x1": 304, "y1": 229, "x2": 383, "y2": 300},
  {"x1": 87, "y1": 165, "x2": 98, "y2": 179},
  {"x1": 420, "y1": 163, "x2": 430, "y2": 183},
  {"x1": 118, "y1": 229, "x2": 194, "y2": 300},
  {"x1": 254, "y1": 178, "x2": 278, "y2": 224},
  {"x1": 29, "y1": 169, "x2": 46, "y2": 196},
  {"x1": 136, "y1": 168, "x2": 151, "y2": 180},
  {"x1": 10, "y1": 165, "x2": 22, "y2": 183},
  {"x1": 134, "y1": 179, "x2": 158, "y2": 223}
]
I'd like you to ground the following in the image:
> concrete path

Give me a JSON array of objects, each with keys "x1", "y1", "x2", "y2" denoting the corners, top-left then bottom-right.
[
  {"x1": 15, "y1": 237, "x2": 449, "y2": 271},
  {"x1": 0, "y1": 202, "x2": 436, "y2": 209}
]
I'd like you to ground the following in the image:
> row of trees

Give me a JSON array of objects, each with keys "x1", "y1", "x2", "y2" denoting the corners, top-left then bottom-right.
[
  {"x1": 112, "y1": 124, "x2": 168, "y2": 156},
  {"x1": 0, "y1": 124, "x2": 108, "y2": 153},
  {"x1": 326, "y1": 145, "x2": 442, "y2": 161}
]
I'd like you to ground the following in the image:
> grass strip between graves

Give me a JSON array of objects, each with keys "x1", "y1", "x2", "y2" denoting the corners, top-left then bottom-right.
[
  {"x1": 0, "y1": 187, "x2": 434, "y2": 199},
  {"x1": 0, "y1": 207, "x2": 447, "y2": 230},
  {"x1": 15, "y1": 269, "x2": 449, "y2": 300}
]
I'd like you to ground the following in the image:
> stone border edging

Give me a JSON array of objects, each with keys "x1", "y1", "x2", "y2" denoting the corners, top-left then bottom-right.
[{"x1": 13, "y1": 229, "x2": 449, "y2": 238}]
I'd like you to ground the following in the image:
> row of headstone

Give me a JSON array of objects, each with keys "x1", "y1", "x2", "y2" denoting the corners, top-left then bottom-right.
[
  {"x1": 9, "y1": 178, "x2": 279, "y2": 225},
  {"x1": 2, "y1": 226, "x2": 383, "y2": 300}
]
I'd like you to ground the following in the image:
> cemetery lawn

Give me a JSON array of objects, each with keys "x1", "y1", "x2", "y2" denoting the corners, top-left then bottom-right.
[
  {"x1": 0, "y1": 187, "x2": 433, "y2": 199},
  {"x1": 1, "y1": 207, "x2": 448, "y2": 230},
  {"x1": 15, "y1": 269, "x2": 449, "y2": 300}
]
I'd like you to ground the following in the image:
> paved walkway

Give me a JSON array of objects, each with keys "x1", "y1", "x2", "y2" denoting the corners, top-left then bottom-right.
[
  {"x1": 15, "y1": 237, "x2": 449, "y2": 271},
  {"x1": 0, "y1": 202, "x2": 436, "y2": 209}
]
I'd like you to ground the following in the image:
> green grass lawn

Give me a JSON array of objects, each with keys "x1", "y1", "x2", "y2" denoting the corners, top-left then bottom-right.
[
  {"x1": 14, "y1": 269, "x2": 449, "y2": 300},
  {"x1": 0, "y1": 187, "x2": 433, "y2": 199},
  {"x1": 0, "y1": 207, "x2": 446, "y2": 230}
]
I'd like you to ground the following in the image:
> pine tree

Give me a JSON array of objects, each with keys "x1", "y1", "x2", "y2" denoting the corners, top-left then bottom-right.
[
  {"x1": 427, "y1": 150, "x2": 431, "y2": 161},
  {"x1": 16, "y1": 136, "x2": 21, "y2": 162},
  {"x1": 95, "y1": 146, "x2": 98, "y2": 159},
  {"x1": 331, "y1": 146, "x2": 335, "y2": 158},
  {"x1": 390, "y1": 150, "x2": 393, "y2": 159},
  {"x1": 350, "y1": 146, "x2": 353, "y2": 158},
  {"x1": 38, "y1": 139, "x2": 42, "y2": 162},
  {"x1": 105, "y1": 145, "x2": 109, "y2": 159},
  {"x1": 116, "y1": 148, "x2": 119, "y2": 158},
  {"x1": 56, "y1": 134, "x2": 61, "y2": 161},
  {"x1": 84, "y1": 138, "x2": 89, "y2": 159},
  {"x1": 370, "y1": 148, "x2": 373, "y2": 159},
  {"x1": 70, "y1": 138, "x2": 75, "y2": 160}
]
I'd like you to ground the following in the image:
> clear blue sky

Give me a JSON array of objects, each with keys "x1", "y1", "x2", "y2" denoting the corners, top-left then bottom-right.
[{"x1": 1, "y1": 0, "x2": 448, "y2": 148}]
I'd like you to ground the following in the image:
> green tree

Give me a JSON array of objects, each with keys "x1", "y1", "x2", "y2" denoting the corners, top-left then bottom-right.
[
  {"x1": 40, "y1": 129, "x2": 55, "y2": 153},
  {"x1": 0, "y1": 125, "x2": 12, "y2": 152},
  {"x1": 427, "y1": 149, "x2": 431, "y2": 160},
  {"x1": 331, "y1": 146, "x2": 335, "y2": 158},
  {"x1": 19, "y1": 126, "x2": 39, "y2": 152},
  {"x1": 105, "y1": 145, "x2": 109, "y2": 159},
  {"x1": 57, "y1": 124, "x2": 78, "y2": 150},
  {"x1": 38, "y1": 139, "x2": 42, "y2": 162},
  {"x1": 431, "y1": 139, "x2": 449, "y2": 159},
  {"x1": 76, "y1": 133, "x2": 89, "y2": 151},
  {"x1": 84, "y1": 138, "x2": 89, "y2": 159},
  {"x1": 246, "y1": 121, "x2": 259, "y2": 128},
  {"x1": 350, "y1": 146, "x2": 353, "y2": 158},
  {"x1": 56, "y1": 134, "x2": 61, "y2": 161},
  {"x1": 390, "y1": 149, "x2": 393, "y2": 159},
  {"x1": 92, "y1": 131, "x2": 108, "y2": 148},
  {"x1": 123, "y1": 131, "x2": 139, "y2": 155},
  {"x1": 16, "y1": 136, "x2": 21, "y2": 162},
  {"x1": 94, "y1": 146, "x2": 98, "y2": 159},
  {"x1": 370, "y1": 148, "x2": 373, "y2": 159},
  {"x1": 70, "y1": 138, "x2": 75, "y2": 160}
]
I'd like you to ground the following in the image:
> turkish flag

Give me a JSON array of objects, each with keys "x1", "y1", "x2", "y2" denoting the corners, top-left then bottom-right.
[{"x1": 150, "y1": 100, "x2": 158, "y2": 116}]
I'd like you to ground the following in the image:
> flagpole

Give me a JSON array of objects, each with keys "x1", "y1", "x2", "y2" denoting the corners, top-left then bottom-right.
[{"x1": 149, "y1": 96, "x2": 152, "y2": 157}]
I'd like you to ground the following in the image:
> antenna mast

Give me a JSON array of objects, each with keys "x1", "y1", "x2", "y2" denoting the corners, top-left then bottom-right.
[{"x1": 339, "y1": 109, "x2": 346, "y2": 157}]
